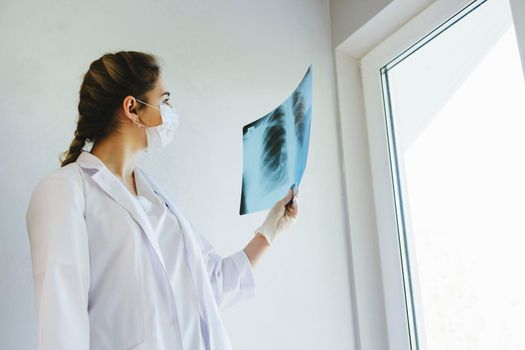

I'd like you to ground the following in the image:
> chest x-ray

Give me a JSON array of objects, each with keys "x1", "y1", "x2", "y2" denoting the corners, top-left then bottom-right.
[{"x1": 240, "y1": 65, "x2": 312, "y2": 215}]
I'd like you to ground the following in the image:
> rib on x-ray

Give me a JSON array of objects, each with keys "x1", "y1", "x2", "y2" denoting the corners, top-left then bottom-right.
[{"x1": 240, "y1": 64, "x2": 312, "y2": 215}]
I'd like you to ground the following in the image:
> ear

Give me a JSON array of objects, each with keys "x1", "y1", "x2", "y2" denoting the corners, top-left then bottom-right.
[{"x1": 122, "y1": 96, "x2": 141, "y2": 125}]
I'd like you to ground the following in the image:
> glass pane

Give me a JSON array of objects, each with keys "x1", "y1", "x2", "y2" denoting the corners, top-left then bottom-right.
[{"x1": 381, "y1": 0, "x2": 525, "y2": 349}]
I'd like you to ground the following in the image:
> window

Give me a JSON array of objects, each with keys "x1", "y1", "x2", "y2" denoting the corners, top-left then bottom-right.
[{"x1": 361, "y1": 0, "x2": 525, "y2": 348}]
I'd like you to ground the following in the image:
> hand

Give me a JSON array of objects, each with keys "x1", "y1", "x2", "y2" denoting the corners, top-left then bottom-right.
[{"x1": 254, "y1": 187, "x2": 300, "y2": 246}]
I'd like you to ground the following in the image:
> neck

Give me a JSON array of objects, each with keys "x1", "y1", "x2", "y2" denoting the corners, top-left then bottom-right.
[{"x1": 90, "y1": 134, "x2": 142, "y2": 180}]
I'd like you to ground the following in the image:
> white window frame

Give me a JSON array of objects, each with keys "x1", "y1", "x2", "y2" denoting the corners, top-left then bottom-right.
[{"x1": 333, "y1": 0, "x2": 525, "y2": 349}]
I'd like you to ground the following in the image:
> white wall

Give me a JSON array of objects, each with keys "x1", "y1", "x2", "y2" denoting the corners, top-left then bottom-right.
[
  {"x1": 330, "y1": 0, "x2": 394, "y2": 47},
  {"x1": 0, "y1": 0, "x2": 356, "y2": 349}
]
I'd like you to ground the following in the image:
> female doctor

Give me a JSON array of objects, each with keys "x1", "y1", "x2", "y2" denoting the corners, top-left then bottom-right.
[{"x1": 25, "y1": 51, "x2": 300, "y2": 350}]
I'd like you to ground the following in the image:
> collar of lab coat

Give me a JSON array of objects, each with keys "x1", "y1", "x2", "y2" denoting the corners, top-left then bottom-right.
[{"x1": 76, "y1": 151, "x2": 170, "y2": 269}]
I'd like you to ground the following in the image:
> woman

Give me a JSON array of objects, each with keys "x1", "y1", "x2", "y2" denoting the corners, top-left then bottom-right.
[{"x1": 25, "y1": 51, "x2": 299, "y2": 350}]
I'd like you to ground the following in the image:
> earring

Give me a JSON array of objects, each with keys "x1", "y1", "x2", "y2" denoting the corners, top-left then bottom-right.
[{"x1": 133, "y1": 117, "x2": 146, "y2": 128}]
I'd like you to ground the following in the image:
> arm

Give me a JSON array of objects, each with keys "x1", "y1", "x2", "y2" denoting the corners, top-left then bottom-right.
[
  {"x1": 190, "y1": 188, "x2": 299, "y2": 309},
  {"x1": 25, "y1": 174, "x2": 90, "y2": 350},
  {"x1": 242, "y1": 232, "x2": 270, "y2": 268},
  {"x1": 191, "y1": 223, "x2": 257, "y2": 310}
]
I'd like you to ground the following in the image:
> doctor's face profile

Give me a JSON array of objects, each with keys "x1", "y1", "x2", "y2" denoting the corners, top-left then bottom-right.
[
  {"x1": 121, "y1": 74, "x2": 180, "y2": 153},
  {"x1": 59, "y1": 51, "x2": 177, "y2": 168},
  {"x1": 127, "y1": 76, "x2": 170, "y2": 128}
]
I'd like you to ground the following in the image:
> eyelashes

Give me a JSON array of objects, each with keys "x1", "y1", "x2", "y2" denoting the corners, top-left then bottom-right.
[
  {"x1": 163, "y1": 98, "x2": 173, "y2": 108},
  {"x1": 261, "y1": 106, "x2": 288, "y2": 190}
]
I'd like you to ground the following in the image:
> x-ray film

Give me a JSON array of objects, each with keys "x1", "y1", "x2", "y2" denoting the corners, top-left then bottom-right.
[{"x1": 239, "y1": 65, "x2": 312, "y2": 215}]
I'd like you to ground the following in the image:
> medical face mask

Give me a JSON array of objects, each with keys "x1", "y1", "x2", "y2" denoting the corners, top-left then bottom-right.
[{"x1": 134, "y1": 98, "x2": 180, "y2": 152}]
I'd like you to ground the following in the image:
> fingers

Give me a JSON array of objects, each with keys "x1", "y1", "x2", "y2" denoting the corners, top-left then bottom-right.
[
  {"x1": 286, "y1": 208, "x2": 298, "y2": 220},
  {"x1": 278, "y1": 187, "x2": 301, "y2": 216},
  {"x1": 292, "y1": 199, "x2": 299, "y2": 217},
  {"x1": 281, "y1": 189, "x2": 293, "y2": 204},
  {"x1": 285, "y1": 196, "x2": 299, "y2": 219}
]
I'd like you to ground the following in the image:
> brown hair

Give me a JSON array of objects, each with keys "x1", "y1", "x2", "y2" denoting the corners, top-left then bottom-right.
[{"x1": 59, "y1": 51, "x2": 161, "y2": 167}]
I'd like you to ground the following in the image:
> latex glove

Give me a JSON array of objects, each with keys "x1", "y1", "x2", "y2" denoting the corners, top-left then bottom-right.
[{"x1": 254, "y1": 187, "x2": 300, "y2": 246}]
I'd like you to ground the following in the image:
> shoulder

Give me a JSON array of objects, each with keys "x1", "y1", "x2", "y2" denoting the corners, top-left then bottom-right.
[
  {"x1": 27, "y1": 163, "x2": 85, "y2": 216},
  {"x1": 32, "y1": 163, "x2": 84, "y2": 195}
]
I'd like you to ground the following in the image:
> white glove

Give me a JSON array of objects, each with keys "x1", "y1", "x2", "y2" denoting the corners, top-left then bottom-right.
[{"x1": 254, "y1": 187, "x2": 300, "y2": 246}]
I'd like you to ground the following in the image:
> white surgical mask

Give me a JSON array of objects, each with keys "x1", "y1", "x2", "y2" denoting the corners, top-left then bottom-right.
[{"x1": 134, "y1": 98, "x2": 180, "y2": 152}]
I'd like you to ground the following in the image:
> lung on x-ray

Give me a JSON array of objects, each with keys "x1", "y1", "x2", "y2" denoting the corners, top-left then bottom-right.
[{"x1": 239, "y1": 65, "x2": 312, "y2": 215}]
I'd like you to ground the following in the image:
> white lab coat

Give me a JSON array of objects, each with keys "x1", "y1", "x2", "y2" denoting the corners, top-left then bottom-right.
[{"x1": 25, "y1": 150, "x2": 256, "y2": 350}]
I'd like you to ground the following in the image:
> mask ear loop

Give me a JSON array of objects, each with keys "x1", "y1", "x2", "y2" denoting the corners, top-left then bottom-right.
[
  {"x1": 136, "y1": 98, "x2": 161, "y2": 111},
  {"x1": 132, "y1": 98, "x2": 151, "y2": 128},
  {"x1": 135, "y1": 98, "x2": 166, "y2": 127}
]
